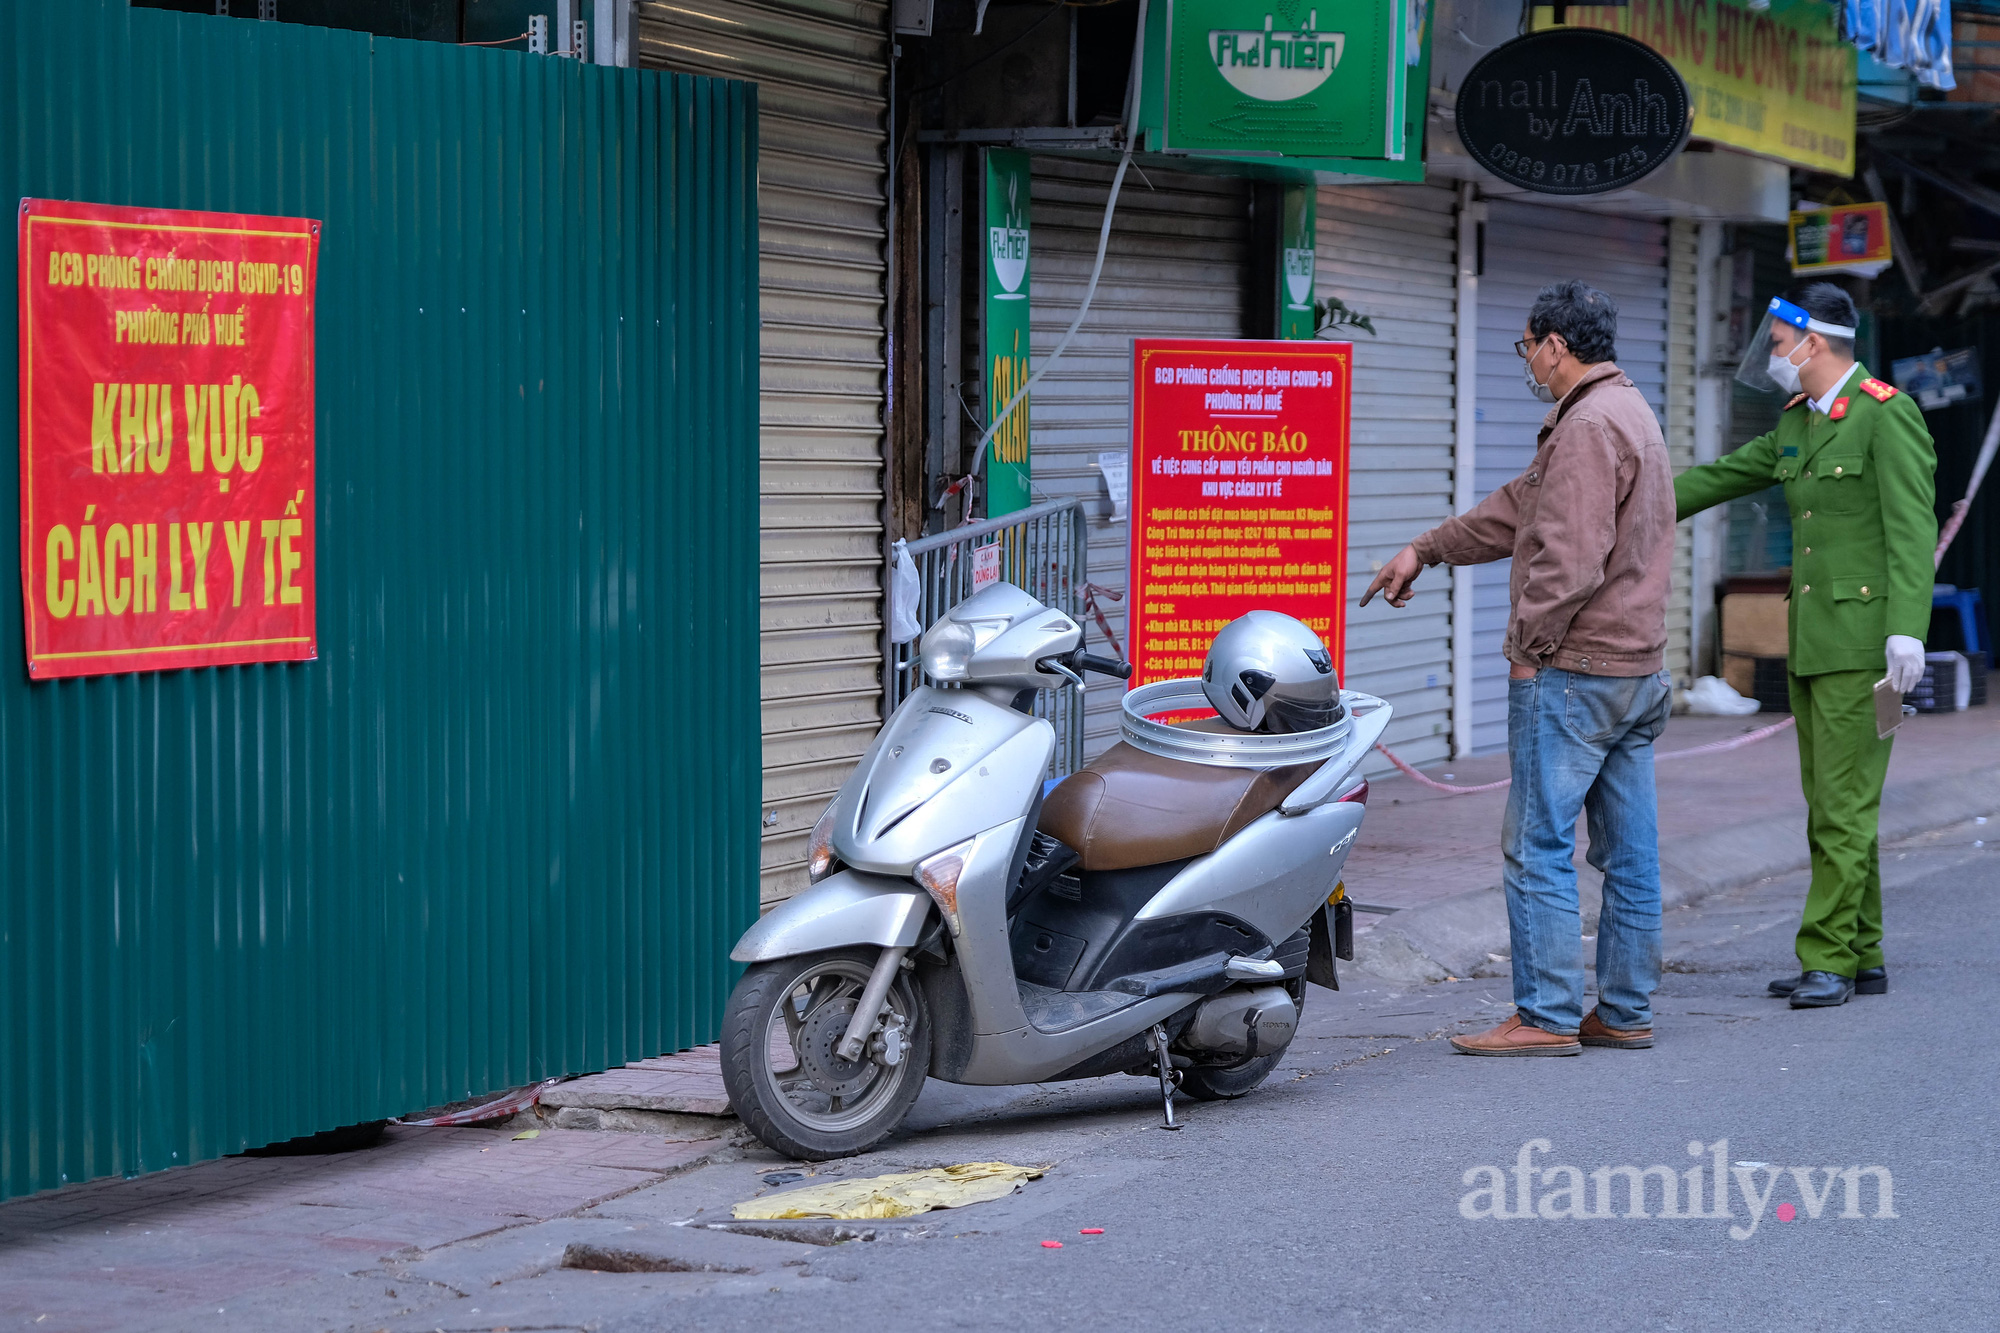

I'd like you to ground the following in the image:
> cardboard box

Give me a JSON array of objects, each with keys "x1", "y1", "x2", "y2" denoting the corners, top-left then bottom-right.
[
  {"x1": 1721, "y1": 652, "x2": 1787, "y2": 706},
  {"x1": 1721, "y1": 652, "x2": 1756, "y2": 701},
  {"x1": 1721, "y1": 593, "x2": 1789, "y2": 658}
]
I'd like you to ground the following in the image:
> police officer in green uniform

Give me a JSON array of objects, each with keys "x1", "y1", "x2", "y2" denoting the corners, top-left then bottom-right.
[{"x1": 1675, "y1": 284, "x2": 1937, "y2": 1009}]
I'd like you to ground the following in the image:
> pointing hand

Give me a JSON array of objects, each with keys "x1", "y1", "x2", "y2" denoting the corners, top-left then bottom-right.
[{"x1": 1361, "y1": 545, "x2": 1424, "y2": 609}]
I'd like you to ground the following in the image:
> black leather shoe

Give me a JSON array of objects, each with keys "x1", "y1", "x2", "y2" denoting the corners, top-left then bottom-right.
[
  {"x1": 1789, "y1": 970, "x2": 1856, "y2": 1008},
  {"x1": 1769, "y1": 966, "x2": 1886, "y2": 997}
]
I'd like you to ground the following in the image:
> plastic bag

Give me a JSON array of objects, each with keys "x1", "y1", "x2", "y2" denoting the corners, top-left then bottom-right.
[
  {"x1": 1683, "y1": 675, "x2": 1761, "y2": 717},
  {"x1": 732, "y1": 1162, "x2": 1044, "y2": 1220},
  {"x1": 887, "y1": 539, "x2": 922, "y2": 644}
]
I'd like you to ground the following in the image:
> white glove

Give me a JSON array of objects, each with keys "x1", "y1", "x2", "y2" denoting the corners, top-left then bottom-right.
[{"x1": 1885, "y1": 634, "x2": 1926, "y2": 695}]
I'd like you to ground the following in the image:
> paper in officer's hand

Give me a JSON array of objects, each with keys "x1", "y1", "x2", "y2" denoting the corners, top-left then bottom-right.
[{"x1": 1873, "y1": 676, "x2": 1910, "y2": 739}]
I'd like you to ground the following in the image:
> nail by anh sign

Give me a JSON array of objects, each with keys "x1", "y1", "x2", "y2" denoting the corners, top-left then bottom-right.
[
  {"x1": 18, "y1": 200, "x2": 319, "y2": 678},
  {"x1": 1454, "y1": 29, "x2": 1690, "y2": 196}
]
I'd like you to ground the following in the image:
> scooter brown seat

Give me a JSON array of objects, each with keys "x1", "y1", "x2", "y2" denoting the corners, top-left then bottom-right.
[{"x1": 1038, "y1": 735, "x2": 1317, "y2": 872}]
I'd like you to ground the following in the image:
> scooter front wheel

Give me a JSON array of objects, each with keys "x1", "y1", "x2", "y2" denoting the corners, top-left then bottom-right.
[{"x1": 720, "y1": 947, "x2": 931, "y2": 1161}]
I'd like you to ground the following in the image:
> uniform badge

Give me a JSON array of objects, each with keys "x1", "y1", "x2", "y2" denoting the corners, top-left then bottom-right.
[
  {"x1": 1783, "y1": 393, "x2": 1808, "y2": 411},
  {"x1": 1830, "y1": 397, "x2": 1849, "y2": 420},
  {"x1": 1779, "y1": 445, "x2": 1799, "y2": 457},
  {"x1": 1859, "y1": 377, "x2": 1897, "y2": 402}
]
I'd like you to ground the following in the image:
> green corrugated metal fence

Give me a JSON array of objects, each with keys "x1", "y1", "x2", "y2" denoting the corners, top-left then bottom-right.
[{"x1": 0, "y1": 2, "x2": 761, "y2": 1201}]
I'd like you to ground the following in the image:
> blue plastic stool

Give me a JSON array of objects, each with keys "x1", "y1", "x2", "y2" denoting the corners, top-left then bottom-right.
[{"x1": 1933, "y1": 585, "x2": 1990, "y2": 657}]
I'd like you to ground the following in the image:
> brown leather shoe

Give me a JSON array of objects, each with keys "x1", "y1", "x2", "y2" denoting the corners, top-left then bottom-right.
[
  {"x1": 1448, "y1": 1014, "x2": 1581, "y2": 1057},
  {"x1": 1578, "y1": 1008, "x2": 1653, "y2": 1049}
]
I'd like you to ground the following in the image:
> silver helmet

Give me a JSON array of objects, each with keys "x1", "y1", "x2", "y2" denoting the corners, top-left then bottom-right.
[{"x1": 1201, "y1": 611, "x2": 1341, "y2": 734}]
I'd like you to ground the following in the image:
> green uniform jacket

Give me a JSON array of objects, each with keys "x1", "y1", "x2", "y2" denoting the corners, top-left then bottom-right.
[{"x1": 1674, "y1": 365, "x2": 1937, "y2": 677}]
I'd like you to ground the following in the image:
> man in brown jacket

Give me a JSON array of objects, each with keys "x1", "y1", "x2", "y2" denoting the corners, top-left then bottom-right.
[{"x1": 1363, "y1": 280, "x2": 1677, "y2": 1057}]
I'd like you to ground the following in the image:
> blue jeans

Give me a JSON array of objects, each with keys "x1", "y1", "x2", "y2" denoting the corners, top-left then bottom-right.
[{"x1": 1502, "y1": 667, "x2": 1673, "y2": 1034}]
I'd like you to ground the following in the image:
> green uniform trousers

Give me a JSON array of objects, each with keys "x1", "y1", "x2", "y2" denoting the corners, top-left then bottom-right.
[{"x1": 1788, "y1": 669, "x2": 1892, "y2": 976}]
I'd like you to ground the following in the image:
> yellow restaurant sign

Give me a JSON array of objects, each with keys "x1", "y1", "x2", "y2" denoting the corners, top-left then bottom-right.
[{"x1": 1533, "y1": 1, "x2": 1856, "y2": 175}]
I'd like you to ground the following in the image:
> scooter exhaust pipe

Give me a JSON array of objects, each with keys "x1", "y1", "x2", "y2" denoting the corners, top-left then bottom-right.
[{"x1": 836, "y1": 946, "x2": 910, "y2": 1062}]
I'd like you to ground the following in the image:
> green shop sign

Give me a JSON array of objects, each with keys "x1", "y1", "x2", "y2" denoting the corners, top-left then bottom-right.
[
  {"x1": 1140, "y1": 0, "x2": 1415, "y2": 175},
  {"x1": 982, "y1": 148, "x2": 1032, "y2": 517},
  {"x1": 1279, "y1": 184, "x2": 1316, "y2": 339}
]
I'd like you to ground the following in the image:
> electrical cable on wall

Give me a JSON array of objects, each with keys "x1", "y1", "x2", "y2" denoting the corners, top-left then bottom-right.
[{"x1": 943, "y1": 0, "x2": 1152, "y2": 519}]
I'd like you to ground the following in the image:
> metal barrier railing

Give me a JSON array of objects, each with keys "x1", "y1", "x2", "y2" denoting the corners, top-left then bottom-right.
[{"x1": 886, "y1": 498, "x2": 1088, "y2": 777}]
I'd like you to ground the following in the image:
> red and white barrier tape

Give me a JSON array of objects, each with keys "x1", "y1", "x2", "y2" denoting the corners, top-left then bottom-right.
[
  {"x1": 1652, "y1": 715, "x2": 1798, "y2": 760},
  {"x1": 1081, "y1": 581, "x2": 1127, "y2": 660},
  {"x1": 398, "y1": 1077, "x2": 564, "y2": 1127},
  {"x1": 1372, "y1": 743, "x2": 1512, "y2": 794},
  {"x1": 1373, "y1": 715, "x2": 1798, "y2": 796}
]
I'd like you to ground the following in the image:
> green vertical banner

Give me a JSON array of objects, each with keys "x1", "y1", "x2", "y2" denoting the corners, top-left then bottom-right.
[
  {"x1": 982, "y1": 148, "x2": 1032, "y2": 516},
  {"x1": 1279, "y1": 185, "x2": 1317, "y2": 340}
]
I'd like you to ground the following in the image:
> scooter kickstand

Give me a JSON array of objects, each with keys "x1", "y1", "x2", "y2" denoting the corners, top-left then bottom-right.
[{"x1": 1150, "y1": 1023, "x2": 1181, "y2": 1131}]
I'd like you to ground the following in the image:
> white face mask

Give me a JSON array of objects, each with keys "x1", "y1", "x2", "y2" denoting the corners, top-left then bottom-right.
[
  {"x1": 1767, "y1": 340, "x2": 1812, "y2": 396},
  {"x1": 1523, "y1": 339, "x2": 1558, "y2": 404}
]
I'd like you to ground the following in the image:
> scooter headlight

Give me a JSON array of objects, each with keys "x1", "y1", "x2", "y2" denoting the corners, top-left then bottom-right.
[
  {"x1": 920, "y1": 619, "x2": 978, "y2": 681},
  {"x1": 807, "y1": 806, "x2": 838, "y2": 883},
  {"x1": 916, "y1": 838, "x2": 975, "y2": 937}
]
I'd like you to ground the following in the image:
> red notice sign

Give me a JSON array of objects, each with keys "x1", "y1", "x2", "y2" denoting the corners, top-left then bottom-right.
[
  {"x1": 1128, "y1": 338, "x2": 1351, "y2": 689},
  {"x1": 18, "y1": 199, "x2": 318, "y2": 678}
]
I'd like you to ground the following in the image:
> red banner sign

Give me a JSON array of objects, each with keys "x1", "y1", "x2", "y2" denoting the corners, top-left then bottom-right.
[
  {"x1": 18, "y1": 199, "x2": 318, "y2": 678},
  {"x1": 1128, "y1": 338, "x2": 1351, "y2": 690}
]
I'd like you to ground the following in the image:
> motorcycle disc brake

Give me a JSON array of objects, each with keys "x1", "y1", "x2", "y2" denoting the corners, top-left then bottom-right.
[{"x1": 796, "y1": 998, "x2": 877, "y2": 1098}]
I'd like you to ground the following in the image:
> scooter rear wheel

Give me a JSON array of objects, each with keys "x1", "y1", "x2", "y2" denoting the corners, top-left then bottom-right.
[
  {"x1": 720, "y1": 947, "x2": 931, "y2": 1161},
  {"x1": 1177, "y1": 1048, "x2": 1288, "y2": 1100},
  {"x1": 1178, "y1": 985, "x2": 1302, "y2": 1100}
]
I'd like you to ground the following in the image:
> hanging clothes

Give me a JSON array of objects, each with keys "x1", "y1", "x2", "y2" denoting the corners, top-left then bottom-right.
[{"x1": 1847, "y1": 0, "x2": 1958, "y2": 90}]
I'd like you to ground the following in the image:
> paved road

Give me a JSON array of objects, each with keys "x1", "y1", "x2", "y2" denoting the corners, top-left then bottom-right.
[
  {"x1": 7, "y1": 819, "x2": 1993, "y2": 1331},
  {"x1": 365, "y1": 818, "x2": 1997, "y2": 1332}
]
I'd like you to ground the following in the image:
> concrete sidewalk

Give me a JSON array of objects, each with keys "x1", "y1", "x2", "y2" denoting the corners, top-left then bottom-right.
[
  {"x1": 0, "y1": 1123, "x2": 746, "y2": 1332},
  {"x1": 1347, "y1": 704, "x2": 2000, "y2": 983}
]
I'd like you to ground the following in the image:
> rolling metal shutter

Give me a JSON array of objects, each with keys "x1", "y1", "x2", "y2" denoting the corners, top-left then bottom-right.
[
  {"x1": 1665, "y1": 218, "x2": 1699, "y2": 686},
  {"x1": 1470, "y1": 201, "x2": 1670, "y2": 753},
  {"x1": 637, "y1": 0, "x2": 888, "y2": 905},
  {"x1": 1316, "y1": 181, "x2": 1460, "y2": 772},
  {"x1": 1026, "y1": 157, "x2": 1250, "y2": 758}
]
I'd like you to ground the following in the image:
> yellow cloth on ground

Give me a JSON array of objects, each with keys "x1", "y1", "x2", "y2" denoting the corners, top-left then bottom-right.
[{"x1": 731, "y1": 1162, "x2": 1045, "y2": 1220}]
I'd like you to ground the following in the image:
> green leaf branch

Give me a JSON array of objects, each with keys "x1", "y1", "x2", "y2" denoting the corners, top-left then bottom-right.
[{"x1": 1314, "y1": 295, "x2": 1376, "y2": 336}]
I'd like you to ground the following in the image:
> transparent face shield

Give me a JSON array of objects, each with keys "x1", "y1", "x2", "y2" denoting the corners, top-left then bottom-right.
[{"x1": 1734, "y1": 296, "x2": 1856, "y2": 393}]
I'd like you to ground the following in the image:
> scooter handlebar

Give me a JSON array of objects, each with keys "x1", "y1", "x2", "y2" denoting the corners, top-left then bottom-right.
[{"x1": 1076, "y1": 652, "x2": 1134, "y2": 680}]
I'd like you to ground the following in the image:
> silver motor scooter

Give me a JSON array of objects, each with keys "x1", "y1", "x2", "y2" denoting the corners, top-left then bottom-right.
[{"x1": 719, "y1": 583, "x2": 1391, "y2": 1159}]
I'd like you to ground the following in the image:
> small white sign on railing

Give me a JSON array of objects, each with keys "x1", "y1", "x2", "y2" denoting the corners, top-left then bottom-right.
[
  {"x1": 1096, "y1": 451, "x2": 1129, "y2": 521},
  {"x1": 972, "y1": 542, "x2": 1002, "y2": 593}
]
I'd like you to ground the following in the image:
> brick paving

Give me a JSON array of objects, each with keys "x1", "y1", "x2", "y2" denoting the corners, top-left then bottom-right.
[{"x1": 0, "y1": 1126, "x2": 724, "y2": 1333}]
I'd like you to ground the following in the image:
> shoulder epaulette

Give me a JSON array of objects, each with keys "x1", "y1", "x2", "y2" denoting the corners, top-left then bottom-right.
[
  {"x1": 1783, "y1": 393, "x2": 1808, "y2": 410},
  {"x1": 1859, "y1": 377, "x2": 1897, "y2": 402}
]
